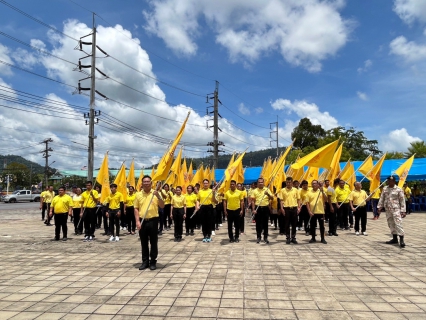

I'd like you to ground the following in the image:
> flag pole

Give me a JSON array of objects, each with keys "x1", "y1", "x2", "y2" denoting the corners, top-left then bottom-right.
[
  {"x1": 352, "y1": 179, "x2": 388, "y2": 211},
  {"x1": 190, "y1": 175, "x2": 226, "y2": 219},
  {"x1": 140, "y1": 180, "x2": 163, "y2": 225}
]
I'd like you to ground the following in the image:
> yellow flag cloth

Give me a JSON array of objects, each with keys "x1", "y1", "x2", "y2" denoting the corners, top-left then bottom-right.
[
  {"x1": 394, "y1": 155, "x2": 415, "y2": 188},
  {"x1": 327, "y1": 143, "x2": 343, "y2": 183},
  {"x1": 153, "y1": 112, "x2": 190, "y2": 181},
  {"x1": 187, "y1": 161, "x2": 194, "y2": 182},
  {"x1": 291, "y1": 139, "x2": 339, "y2": 170},
  {"x1": 341, "y1": 162, "x2": 356, "y2": 190},
  {"x1": 126, "y1": 159, "x2": 135, "y2": 189},
  {"x1": 368, "y1": 153, "x2": 387, "y2": 192},
  {"x1": 114, "y1": 163, "x2": 127, "y2": 201},
  {"x1": 218, "y1": 152, "x2": 246, "y2": 194},
  {"x1": 95, "y1": 152, "x2": 110, "y2": 203},
  {"x1": 358, "y1": 155, "x2": 374, "y2": 177}
]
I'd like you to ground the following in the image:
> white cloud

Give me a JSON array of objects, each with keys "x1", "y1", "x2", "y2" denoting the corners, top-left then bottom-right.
[
  {"x1": 390, "y1": 35, "x2": 426, "y2": 62},
  {"x1": 357, "y1": 91, "x2": 368, "y2": 101},
  {"x1": 357, "y1": 59, "x2": 372, "y2": 73},
  {"x1": 254, "y1": 107, "x2": 263, "y2": 114},
  {"x1": 238, "y1": 103, "x2": 250, "y2": 115},
  {"x1": 0, "y1": 44, "x2": 13, "y2": 75},
  {"x1": 143, "y1": 0, "x2": 352, "y2": 72},
  {"x1": 394, "y1": 0, "x2": 426, "y2": 24},
  {"x1": 0, "y1": 20, "x2": 269, "y2": 170},
  {"x1": 270, "y1": 98, "x2": 338, "y2": 129},
  {"x1": 380, "y1": 128, "x2": 421, "y2": 151}
]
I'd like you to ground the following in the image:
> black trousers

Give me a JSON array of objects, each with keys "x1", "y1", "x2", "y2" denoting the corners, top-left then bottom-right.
[
  {"x1": 83, "y1": 207, "x2": 97, "y2": 237},
  {"x1": 41, "y1": 202, "x2": 49, "y2": 220},
  {"x1": 45, "y1": 203, "x2": 52, "y2": 223},
  {"x1": 139, "y1": 217, "x2": 159, "y2": 263},
  {"x1": 216, "y1": 202, "x2": 223, "y2": 225},
  {"x1": 278, "y1": 213, "x2": 285, "y2": 234},
  {"x1": 96, "y1": 205, "x2": 102, "y2": 228},
  {"x1": 298, "y1": 205, "x2": 309, "y2": 230},
  {"x1": 354, "y1": 206, "x2": 367, "y2": 232},
  {"x1": 328, "y1": 203, "x2": 338, "y2": 233},
  {"x1": 163, "y1": 204, "x2": 172, "y2": 228},
  {"x1": 185, "y1": 207, "x2": 195, "y2": 233},
  {"x1": 126, "y1": 206, "x2": 136, "y2": 232},
  {"x1": 227, "y1": 209, "x2": 240, "y2": 240},
  {"x1": 284, "y1": 207, "x2": 297, "y2": 239},
  {"x1": 211, "y1": 207, "x2": 217, "y2": 231},
  {"x1": 73, "y1": 208, "x2": 83, "y2": 233},
  {"x1": 239, "y1": 210, "x2": 245, "y2": 233},
  {"x1": 200, "y1": 204, "x2": 213, "y2": 238},
  {"x1": 109, "y1": 209, "x2": 120, "y2": 237},
  {"x1": 54, "y1": 213, "x2": 67, "y2": 239},
  {"x1": 310, "y1": 214, "x2": 325, "y2": 239},
  {"x1": 173, "y1": 207, "x2": 184, "y2": 238},
  {"x1": 102, "y1": 206, "x2": 109, "y2": 233},
  {"x1": 119, "y1": 203, "x2": 126, "y2": 228},
  {"x1": 338, "y1": 202, "x2": 350, "y2": 228},
  {"x1": 271, "y1": 214, "x2": 278, "y2": 228},
  {"x1": 255, "y1": 206, "x2": 270, "y2": 239},
  {"x1": 158, "y1": 208, "x2": 164, "y2": 232}
]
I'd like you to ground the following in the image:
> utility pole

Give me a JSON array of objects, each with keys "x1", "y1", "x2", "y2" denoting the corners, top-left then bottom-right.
[
  {"x1": 206, "y1": 81, "x2": 224, "y2": 168},
  {"x1": 41, "y1": 138, "x2": 53, "y2": 187},
  {"x1": 270, "y1": 116, "x2": 278, "y2": 157}
]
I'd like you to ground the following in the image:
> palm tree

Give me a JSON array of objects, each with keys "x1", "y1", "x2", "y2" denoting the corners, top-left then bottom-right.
[{"x1": 405, "y1": 141, "x2": 426, "y2": 158}]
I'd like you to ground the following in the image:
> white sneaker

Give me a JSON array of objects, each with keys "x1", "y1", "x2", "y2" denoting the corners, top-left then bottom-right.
[
  {"x1": 301, "y1": 227, "x2": 304, "y2": 231},
  {"x1": 271, "y1": 223, "x2": 274, "y2": 226},
  {"x1": 212, "y1": 231, "x2": 216, "y2": 236},
  {"x1": 115, "y1": 236, "x2": 120, "y2": 242},
  {"x1": 219, "y1": 224, "x2": 223, "y2": 227},
  {"x1": 355, "y1": 231, "x2": 359, "y2": 236},
  {"x1": 88, "y1": 236, "x2": 93, "y2": 241},
  {"x1": 83, "y1": 236, "x2": 89, "y2": 242},
  {"x1": 362, "y1": 232, "x2": 368, "y2": 236},
  {"x1": 109, "y1": 236, "x2": 115, "y2": 242}
]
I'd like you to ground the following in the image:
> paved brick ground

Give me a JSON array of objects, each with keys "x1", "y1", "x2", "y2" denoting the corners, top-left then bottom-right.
[{"x1": 0, "y1": 207, "x2": 425, "y2": 319}]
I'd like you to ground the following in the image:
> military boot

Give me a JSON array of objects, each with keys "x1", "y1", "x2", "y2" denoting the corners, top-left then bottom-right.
[
  {"x1": 399, "y1": 236, "x2": 405, "y2": 248},
  {"x1": 386, "y1": 234, "x2": 398, "y2": 244}
]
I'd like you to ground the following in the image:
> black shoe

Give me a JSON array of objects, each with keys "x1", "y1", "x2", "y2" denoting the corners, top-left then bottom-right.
[
  {"x1": 46, "y1": 223, "x2": 52, "y2": 226},
  {"x1": 386, "y1": 235, "x2": 398, "y2": 244},
  {"x1": 333, "y1": 233, "x2": 338, "y2": 236},
  {"x1": 139, "y1": 262, "x2": 149, "y2": 270},
  {"x1": 256, "y1": 238, "x2": 261, "y2": 244},
  {"x1": 230, "y1": 239, "x2": 234, "y2": 243},
  {"x1": 62, "y1": 237, "x2": 68, "y2": 241},
  {"x1": 309, "y1": 238, "x2": 316, "y2": 243},
  {"x1": 321, "y1": 239, "x2": 327, "y2": 244},
  {"x1": 174, "y1": 238, "x2": 178, "y2": 242},
  {"x1": 344, "y1": 227, "x2": 349, "y2": 230},
  {"x1": 291, "y1": 238, "x2": 298, "y2": 244},
  {"x1": 177, "y1": 237, "x2": 182, "y2": 242},
  {"x1": 274, "y1": 227, "x2": 277, "y2": 230},
  {"x1": 158, "y1": 231, "x2": 163, "y2": 236},
  {"x1": 305, "y1": 231, "x2": 310, "y2": 236},
  {"x1": 264, "y1": 239, "x2": 269, "y2": 244},
  {"x1": 328, "y1": 231, "x2": 332, "y2": 236},
  {"x1": 286, "y1": 238, "x2": 291, "y2": 244},
  {"x1": 235, "y1": 238, "x2": 240, "y2": 243},
  {"x1": 149, "y1": 262, "x2": 157, "y2": 270},
  {"x1": 399, "y1": 236, "x2": 405, "y2": 248},
  {"x1": 186, "y1": 232, "x2": 189, "y2": 236},
  {"x1": 350, "y1": 224, "x2": 353, "y2": 229},
  {"x1": 190, "y1": 231, "x2": 194, "y2": 236},
  {"x1": 44, "y1": 220, "x2": 48, "y2": 225},
  {"x1": 51, "y1": 237, "x2": 59, "y2": 241}
]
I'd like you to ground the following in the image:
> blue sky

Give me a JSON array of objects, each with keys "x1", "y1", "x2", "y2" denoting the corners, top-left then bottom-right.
[{"x1": 0, "y1": 0, "x2": 425, "y2": 170}]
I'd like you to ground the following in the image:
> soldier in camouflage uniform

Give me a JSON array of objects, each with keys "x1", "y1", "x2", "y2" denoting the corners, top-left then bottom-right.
[{"x1": 377, "y1": 176, "x2": 406, "y2": 248}]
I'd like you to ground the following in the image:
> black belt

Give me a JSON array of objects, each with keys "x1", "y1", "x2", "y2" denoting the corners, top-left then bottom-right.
[
  {"x1": 258, "y1": 205, "x2": 269, "y2": 208},
  {"x1": 143, "y1": 217, "x2": 159, "y2": 222},
  {"x1": 55, "y1": 212, "x2": 67, "y2": 214},
  {"x1": 284, "y1": 206, "x2": 297, "y2": 209}
]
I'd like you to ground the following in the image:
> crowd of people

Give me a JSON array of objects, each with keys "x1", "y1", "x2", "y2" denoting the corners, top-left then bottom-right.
[{"x1": 39, "y1": 175, "x2": 408, "y2": 271}]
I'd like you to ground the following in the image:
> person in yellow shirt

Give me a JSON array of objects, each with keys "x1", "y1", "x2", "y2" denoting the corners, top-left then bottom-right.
[
  {"x1": 105, "y1": 183, "x2": 124, "y2": 242},
  {"x1": 297, "y1": 180, "x2": 310, "y2": 235},
  {"x1": 224, "y1": 180, "x2": 244, "y2": 242},
  {"x1": 335, "y1": 179, "x2": 351, "y2": 230},
  {"x1": 39, "y1": 186, "x2": 48, "y2": 222},
  {"x1": 72, "y1": 188, "x2": 83, "y2": 235},
  {"x1": 80, "y1": 181, "x2": 100, "y2": 242},
  {"x1": 306, "y1": 180, "x2": 328, "y2": 244},
  {"x1": 196, "y1": 179, "x2": 217, "y2": 242},
  {"x1": 270, "y1": 187, "x2": 279, "y2": 231},
  {"x1": 49, "y1": 186, "x2": 73, "y2": 241},
  {"x1": 170, "y1": 186, "x2": 186, "y2": 242},
  {"x1": 134, "y1": 175, "x2": 164, "y2": 271},
  {"x1": 43, "y1": 185, "x2": 55, "y2": 226},
  {"x1": 371, "y1": 186, "x2": 382, "y2": 220},
  {"x1": 125, "y1": 186, "x2": 136, "y2": 235},
  {"x1": 237, "y1": 183, "x2": 247, "y2": 235},
  {"x1": 162, "y1": 184, "x2": 173, "y2": 231},
  {"x1": 184, "y1": 185, "x2": 197, "y2": 236},
  {"x1": 349, "y1": 182, "x2": 370, "y2": 236},
  {"x1": 279, "y1": 177, "x2": 301, "y2": 244},
  {"x1": 403, "y1": 183, "x2": 412, "y2": 215},
  {"x1": 327, "y1": 179, "x2": 339, "y2": 236},
  {"x1": 251, "y1": 178, "x2": 273, "y2": 244}
]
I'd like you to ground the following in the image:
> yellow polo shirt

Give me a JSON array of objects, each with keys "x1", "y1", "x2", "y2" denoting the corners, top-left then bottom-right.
[
  {"x1": 134, "y1": 189, "x2": 160, "y2": 219},
  {"x1": 197, "y1": 188, "x2": 214, "y2": 205},
  {"x1": 106, "y1": 192, "x2": 123, "y2": 210},
  {"x1": 171, "y1": 194, "x2": 185, "y2": 208},
  {"x1": 185, "y1": 193, "x2": 197, "y2": 208},
  {"x1": 270, "y1": 195, "x2": 278, "y2": 212},
  {"x1": 72, "y1": 194, "x2": 82, "y2": 208},
  {"x1": 335, "y1": 186, "x2": 350, "y2": 203},
  {"x1": 251, "y1": 187, "x2": 272, "y2": 207},
  {"x1": 371, "y1": 188, "x2": 381, "y2": 199},
  {"x1": 349, "y1": 189, "x2": 368, "y2": 207},
  {"x1": 51, "y1": 194, "x2": 73, "y2": 213},
  {"x1": 299, "y1": 189, "x2": 310, "y2": 205},
  {"x1": 307, "y1": 189, "x2": 325, "y2": 214},
  {"x1": 40, "y1": 191, "x2": 46, "y2": 202},
  {"x1": 126, "y1": 193, "x2": 136, "y2": 207},
  {"x1": 44, "y1": 190, "x2": 55, "y2": 204},
  {"x1": 224, "y1": 189, "x2": 243, "y2": 210},
  {"x1": 404, "y1": 187, "x2": 411, "y2": 200},
  {"x1": 278, "y1": 187, "x2": 300, "y2": 207},
  {"x1": 80, "y1": 190, "x2": 100, "y2": 208},
  {"x1": 162, "y1": 190, "x2": 173, "y2": 205},
  {"x1": 327, "y1": 187, "x2": 337, "y2": 204}
]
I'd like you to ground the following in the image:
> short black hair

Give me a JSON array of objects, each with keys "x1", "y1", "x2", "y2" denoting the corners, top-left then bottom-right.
[
  {"x1": 257, "y1": 178, "x2": 264, "y2": 182},
  {"x1": 301, "y1": 180, "x2": 308, "y2": 186},
  {"x1": 58, "y1": 186, "x2": 66, "y2": 191},
  {"x1": 286, "y1": 177, "x2": 293, "y2": 182},
  {"x1": 85, "y1": 181, "x2": 93, "y2": 185},
  {"x1": 230, "y1": 180, "x2": 236, "y2": 184},
  {"x1": 110, "y1": 183, "x2": 117, "y2": 188},
  {"x1": 203, "y1": 179, "x2": 209, "y2": 183},
  {"x1": 142, "y1": 175, "x2": 152, "y2": 181}
]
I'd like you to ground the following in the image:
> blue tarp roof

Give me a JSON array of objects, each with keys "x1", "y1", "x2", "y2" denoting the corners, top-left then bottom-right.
[{"x1": 60, "y1": 158, "x2": 426, "y2": 185}]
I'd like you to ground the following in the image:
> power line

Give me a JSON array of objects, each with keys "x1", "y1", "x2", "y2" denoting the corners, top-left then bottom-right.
[{"x1": 221, "y1": 103, "x2": 270, "y2": 129}]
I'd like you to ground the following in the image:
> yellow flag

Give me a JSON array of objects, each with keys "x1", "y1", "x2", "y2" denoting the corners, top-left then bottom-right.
[
  {"x1": 341, "y1": 162, "x2": 356, "y2": 190},
  {"x1": 190, "y1": 163, "x2": 203, "y2": 185},
  {"x1": 175, "y1": 162, "x2": 185, "y2": 191},
  {"x1": 327, "y1": 143, "x2": 343, "y2": 183},
  {"x1": 368, "y1": 153, "x2": 387, "y2": 192},
  {"x1": 181, "y1": 158, "x2": 188, "y2": 193},
  {"x1": 218, "y1": 151, "x2": 246, "y2": 194},
  {"x1": 187, "y1": 161, "x2": 194, "y2": 182},
  {"x1": 395, "y1": 155, "x2": 415, "y2": 188},
  {"x1": 114, "y1": 163, "x2": 128, "y2": 201},
  {"x1": 358, "y1": 154, "x2": 374, "y2": 177},
  {"x1": 210, "y1": 166, "x2": 216, "y2": 183},
  {"x1": 153, "y1": 112, "x2": 190, "y2": 181},
  {"x1": 306, "y1": 167, "x2": 319, "y2": 185},
  {"x1": 204, "y1": 166, "x2": 210, "y2": 181},
  {"x1": 164, "y1": 172, "x2": 175, "y2": 186},
  {"x1": 126, "y1": 159, "x2": 135, "y2": 188},
  {"x1": 170, "y1": 148, "x2": 183, "y2": 175},
  {"x1": 260, "y1": 159, "x2": 267, "y2": 178},
  {"x1": 237, "y1": 161, "x2": 244, "y2": 184},
  {"x1": 95, "y1": 152, "x2": 110, "y2": 203},
  {"x1": 136, "y1": 169, "x2": 144, "y2": 191},
  {"x1": 291, "y1": 139, "x2": 339, "y2": 170},
  {"x1": 266, "y1": 140, "x2": 294, "y2": 186},
  {"x1": 263, "y1": 157, "x2": 273, "y2": 181}
]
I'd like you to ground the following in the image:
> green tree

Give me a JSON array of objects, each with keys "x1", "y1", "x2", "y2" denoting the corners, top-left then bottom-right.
[
  {"x1": 291, "y1": 118, "x2": 326, "y2": 150},
  {"x1": 405, "y1": 141, "x2": 426, "y2": 158},
  {"x1": 2, "y1": 162, "x2": 31, "y2": 189},
  {"x1": 386, "y1": 151, "x2": 405, "y2": 159}
]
